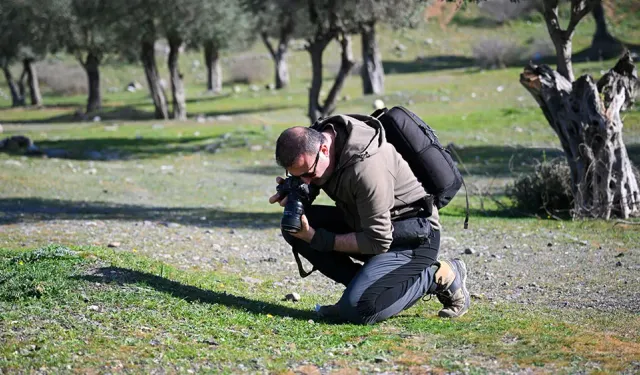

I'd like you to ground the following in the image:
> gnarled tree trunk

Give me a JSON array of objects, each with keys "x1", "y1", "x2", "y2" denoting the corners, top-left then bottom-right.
[
  {"x1": 22, "y1": 59, "x2": 42, "y2": 106},
  {"x1": 360, "y1": 21, "x2": 384, "y2": 95},
  {"x1": 2, "y1": 65, "x2": 25, "y2": 107},
  {"x1": 141, "y1": 40, "x2": 169, "y2": 120},
  {"x1": 84, "y1": 52, "x2": 102, "y2": 113},
  {"x1": 520, "y1": 52, "x2": 640, "y2": 219},
  {"x1": 307, "y1": 32, "x2": 354, "y2": 123},
  {"x1": 167, "y1": 34, "x2": 187, "y2": 121},
  {"x1": 204, "y1": 40, "x2": 222, "y2": 93}
]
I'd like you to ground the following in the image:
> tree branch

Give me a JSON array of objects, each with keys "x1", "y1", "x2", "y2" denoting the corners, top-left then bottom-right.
[
  {"x1": 567, "y1": 0, "x2": 596, "y2": 35},
  {"x1": 261, "y1": 32, "x2": 277, "y2": 59}
]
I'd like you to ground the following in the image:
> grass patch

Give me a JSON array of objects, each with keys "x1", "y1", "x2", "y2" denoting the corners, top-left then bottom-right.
[{"x1": 1, "y1": 245, "x2": 639, "y2": 374}]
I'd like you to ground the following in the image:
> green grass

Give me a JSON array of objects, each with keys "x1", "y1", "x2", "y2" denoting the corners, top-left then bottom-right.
[{"x1": 2, "y1": 245, "x2": 639, "y2": 374}]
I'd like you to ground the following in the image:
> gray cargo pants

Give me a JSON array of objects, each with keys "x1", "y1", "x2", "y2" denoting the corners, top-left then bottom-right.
[{"x1": 282, "y1": 205, "x2": 440, "y2": 325}]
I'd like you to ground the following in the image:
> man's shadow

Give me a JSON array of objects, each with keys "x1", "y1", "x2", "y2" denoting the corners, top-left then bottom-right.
[{"x1": 76, "y1": 266, "x2": 324, "y2": 322}]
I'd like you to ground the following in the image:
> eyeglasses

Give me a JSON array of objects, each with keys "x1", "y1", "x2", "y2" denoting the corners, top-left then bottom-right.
[{"x1": 286, "y1": 147, "x2": 321, "y2": 178}]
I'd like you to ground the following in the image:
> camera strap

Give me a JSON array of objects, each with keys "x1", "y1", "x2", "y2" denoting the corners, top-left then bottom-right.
[{"x1": 293, "y1": 249, "x2": 316, "y2": 278}]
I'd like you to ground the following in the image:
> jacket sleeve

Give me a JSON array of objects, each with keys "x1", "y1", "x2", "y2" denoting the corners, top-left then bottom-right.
[{"x1": 352, "y1": 166, "x2": 395, "y2": 254}]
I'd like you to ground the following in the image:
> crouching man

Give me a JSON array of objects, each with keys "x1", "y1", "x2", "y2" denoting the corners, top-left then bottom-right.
[{"x1": 269, "y1": 114, "x2": 470, "y2": 324}]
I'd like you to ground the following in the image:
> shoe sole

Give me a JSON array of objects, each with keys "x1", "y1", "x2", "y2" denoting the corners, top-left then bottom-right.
[{"x1": 454, "y1": 258, "x2": 470, "y2": 317}]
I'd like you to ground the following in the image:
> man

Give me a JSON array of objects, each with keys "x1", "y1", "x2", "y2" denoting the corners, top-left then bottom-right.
[{"x1": 269, "y1": 113, "x2": 470, "y2": 324}]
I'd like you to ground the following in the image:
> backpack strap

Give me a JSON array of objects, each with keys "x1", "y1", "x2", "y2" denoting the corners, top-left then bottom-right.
[{"x1": 292, "y1": 249, "x2": 315, "y2": 278}]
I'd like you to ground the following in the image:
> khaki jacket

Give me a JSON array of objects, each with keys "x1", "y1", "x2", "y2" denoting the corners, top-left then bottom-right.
[{"x1": 311, "y1": 114, "x2": 440, "y2": 254}]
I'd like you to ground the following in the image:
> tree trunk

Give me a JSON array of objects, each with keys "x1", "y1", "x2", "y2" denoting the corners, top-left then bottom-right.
[
  {"x1": 590, "y1": 1, "x2": 623, "y2": 60},
  {"x1": 2, "y1": 65, "x2": 24, "y2": 107},
  {"x1": 84, "y1": 52, "x2": 101, "y2": 113},
  {"x1": 261, "y1": 21, "x2": 292, "y2": 89},
  {"x1": 167, "y1": 35, "x2": 187, "y2": 121},
  {"x1": 360, "y1": 21, "x2": 384, "y2": 95},
  {"x1": 520, "y1": 52, "x2": 640, "y2": 219},
  {"x1": 204, "y1": 41, "x2": 222, "y2": 93},
  {"x1": 306, "y1": 32, "x2": 353, "y2": 123},
  {"x1": 307, "y1": 38, "x2": 329, "y2": 123},
  {"x1": 141, "y1": 40, "x2": 169, "y2": 120},
  {"x1": 23, "y1": 59, "x2": 42, "y2": 106},
  {"x1": 322, "y1": 32, "x2": 355, "y2": 116}
]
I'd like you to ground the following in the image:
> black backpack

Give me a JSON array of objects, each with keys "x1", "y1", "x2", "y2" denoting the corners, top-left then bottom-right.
[{"x1": 372, "y1": 106, "x2": 469, "y2": 229}]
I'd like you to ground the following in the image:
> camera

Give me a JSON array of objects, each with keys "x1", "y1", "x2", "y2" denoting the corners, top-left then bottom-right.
[{"x1": 276, "y1": 176, "x2": 313, "y2": 233}]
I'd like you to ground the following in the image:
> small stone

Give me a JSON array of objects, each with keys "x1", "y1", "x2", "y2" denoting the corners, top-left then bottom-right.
[
  {"x1": 205, "y1": 229, "x2": 213, "y2": 234},
  {"x1": 464, "y1": 247, "x2": 476, "y2": 255},
  {"x1": 374, "y1": 357, "x2": 388, "y2": 363},
  {"x1": 496, "y1": 85, "x2": 504, "y2": 92},
  {"x1": 615, "y1": 261, "x2": 623, "y2": 267},
  {"x1": 107, "y1": 242, "x2": 121, "y2": 248},
  {"x1": 202, "y1": 339, "x2": 218, "y2": 346},
  {"x1": 88, "y1": 305, "x2": 100, "y2": 311},
  {"x1": 615, "y1": 252, "x2": 625, "y2": 258},
  {"x1": 470, "y1": 293, "x2": 484, "y2": 300},
  {"x1": 284, "y1": 293, "x2": 301, "y2": 302},
  {"x1": 547, "y1": 242, "x2": 553, "y2": 247}
]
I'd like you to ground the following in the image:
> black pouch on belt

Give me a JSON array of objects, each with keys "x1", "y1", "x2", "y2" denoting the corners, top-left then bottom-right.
[{"x1": 390, "y1": 216, "x2": 432, "y2": 248}]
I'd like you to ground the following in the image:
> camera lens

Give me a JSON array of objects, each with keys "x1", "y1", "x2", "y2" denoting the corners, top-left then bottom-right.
[{"x1": 281, "y1": 198, "x2": 304, "y2": 232}]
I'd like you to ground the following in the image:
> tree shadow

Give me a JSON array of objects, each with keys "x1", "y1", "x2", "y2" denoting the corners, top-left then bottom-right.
[
  {"x1": 0, "y1": 198, "x2": 282, "y2": 228},
  {"x1": 1, "y1": 128, "x2": 271, "y2": 160},
  {"x1": 75, "y1": 267, "x2": 319, "y2": 321},
  {"x1": 383, "y1": 56, "x2": 476, "y2": 75},
  {"x1": 1, "y1": 102, "x2": 295, "y2": 124}
]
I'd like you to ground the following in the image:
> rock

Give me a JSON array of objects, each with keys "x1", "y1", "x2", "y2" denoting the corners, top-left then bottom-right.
[
  {"x1": 162, "y1": 222, "x2": 180, "y2": 228},
  {"x1": 464, "y1": 247, "x2": 476, "y2": 255},
  {"x1": 152, "y1": 123, "x2": 164, "y2": 130},
  {"x1": 496, "y1": 85, "x2": 504, "y2": 92},
  {"x1": 216, "y1": 115, "x2": 233, "y2": 122},
  {"x1": 249, "y1": 145, "x2": 263, "y2": 152},
  {"x1": 233, "y1": 85, "x2": 241, "y2": 93},
  {"x1": 374, "y1": 357, "x2": 388, "y2": 363},
  {"x1": 88, "y1": 305, "x2": 100, "y2": 311},
  {"x1": 107, "y1": 242, "x2": 121, "y2": 248},
  {"x1": 249, "y1": 84, "x2": 260, "y2": 92},
  {"x1": 265, "y1": 83, "x2": 275, "y2": 90},
  {"x1": 373, "y1": 99, "x2": 385, "y2": 110},
  {"x1": 470, "y1": 293, "x2": 484, "y2": 300},
  {"x1": 242, "y1": 276, "x2": 262, "y2": 284},
  {"x1": 204, "y1": 229, "x2": 213, "y2": 234},
  {"x1": 615, "y1": 261, "x2": 623, "y2": 267},
  {"x1": 284, "y1": 293, "x2": 301, "y2": 302},
  {"x1": 615, "y1": 252, "x2": 625, "y2": 258},
  {"x1": 93, "y1": 116, "x2": 101, "y2": 122},
  {"x1": 547, "y1": 242, "x2": 553, "y2": 247},
  {"x1": 202, "y1": 339, "x2": 218, "y2": 346},
  {"x1": 196, "y1": 115, "x2": 206, "y2": 123}
]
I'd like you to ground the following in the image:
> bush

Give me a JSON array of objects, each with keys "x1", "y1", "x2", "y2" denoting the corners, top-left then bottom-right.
[
  {"x1": 224, "y1": 54, "x2": 271, "y2": 85},
  {"x1": 472, "y1": 38, "x2": 526, "y2": 69},
  {"x1": 36, "y1": 60, "x2": 87, "y2": 96},
  {"x1": 507, "y1": 158, "x2": 574, "y2": 216}
]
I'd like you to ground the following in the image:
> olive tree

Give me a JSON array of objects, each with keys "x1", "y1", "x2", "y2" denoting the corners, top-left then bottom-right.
[
  {"x1": 248, "y1": 0, "x2": 306, "y2": 90},
  {"x1": 520, "y1": 0, "x2": 639, "y2": 218},
  {"x1": 192, "y1": 0, "x2": 255, "y2": 93}
]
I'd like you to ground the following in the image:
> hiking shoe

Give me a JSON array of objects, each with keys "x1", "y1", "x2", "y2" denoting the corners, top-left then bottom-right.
[{"x1": 434, "y1": 258, "x2": 470, "y2": 318}]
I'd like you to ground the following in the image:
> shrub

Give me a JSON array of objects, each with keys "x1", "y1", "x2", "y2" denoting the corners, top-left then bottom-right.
[
  {"x1": 36, "y1": 60, "x2": 87, "y2": 96},
  {"x1": 507, "y1": 158, "x2": 574, "y2": 216},
  {"x1": 224, "y1": 54, "x2": 271, "y2": 85},
  {"x1": 472, "y1": 38, "x2": 526, "y2": 69}
]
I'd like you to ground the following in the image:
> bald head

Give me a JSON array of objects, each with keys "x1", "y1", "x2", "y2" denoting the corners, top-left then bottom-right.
[{"x1": 275, "y1": 126, "x2": 324, "y2": 168}]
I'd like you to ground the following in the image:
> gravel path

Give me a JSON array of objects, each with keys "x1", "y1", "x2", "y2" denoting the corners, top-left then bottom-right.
[{"x1": 2, "y1": 215, "x2": 638, "y2": 314}]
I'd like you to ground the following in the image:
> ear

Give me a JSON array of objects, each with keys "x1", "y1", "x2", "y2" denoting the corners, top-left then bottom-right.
[{"x1": 320, "y1": 143, "x2": 329, "y2": 156}]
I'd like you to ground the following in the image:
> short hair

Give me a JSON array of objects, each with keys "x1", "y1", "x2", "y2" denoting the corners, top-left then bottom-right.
[{"x1": 275, "y1": 126, "x2": 324, "y2": 168}]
